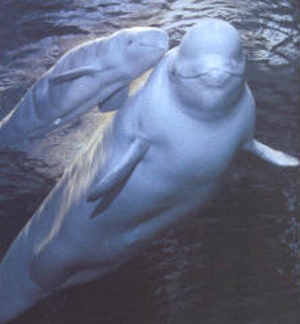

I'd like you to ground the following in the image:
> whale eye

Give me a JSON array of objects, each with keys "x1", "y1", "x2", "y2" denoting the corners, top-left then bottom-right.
[{"x1": 127, "y1": 39, "x2": 134, "y2": 46}]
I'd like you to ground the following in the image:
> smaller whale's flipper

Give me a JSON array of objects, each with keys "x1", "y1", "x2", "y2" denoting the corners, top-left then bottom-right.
[
  {"x1": 49, "y1": 67, "x2": 103, "y2": 86},
  {"x1": 243, "y1": 139, "x2": 299, "y2": 167},
  {"x1": 87, "y1": 136, "x2": 150, "y2": 213},
  {"x1": 98, "y1": 86, "x2": 129, "y2": 112}
]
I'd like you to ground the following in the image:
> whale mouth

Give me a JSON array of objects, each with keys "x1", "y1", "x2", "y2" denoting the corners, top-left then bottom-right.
[
  {"x1": 169, "y1": 49, "x2": 245, "y2": 81},
  {"x1": 170, "y1": 65, "x2": 244, "y2": 88},
  {"x1": 173, "y1": 68, "x2": 244, "y2": 80},
  {"x1": 139, "y1": 41, "x2": 168, "y2": 52}
]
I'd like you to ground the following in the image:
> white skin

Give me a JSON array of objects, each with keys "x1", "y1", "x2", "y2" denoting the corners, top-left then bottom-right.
[
  {"x1": 0, "y1": 27, "x2": 168, "y2": 149},
  {"x1": 0, "y1": 26, "x2": 169, "y2": 323},
  {"x1": 0, "y1": 19, "x2": 298, "y2": 323}
]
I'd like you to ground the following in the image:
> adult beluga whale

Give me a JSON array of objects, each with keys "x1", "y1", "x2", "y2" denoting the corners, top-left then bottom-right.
[
  {"x1": 0, "y1": 19, "x2": 298, "y2": 323},
  {"x1": 0, "y1": 27, "x2": 168, "y2": 150}
]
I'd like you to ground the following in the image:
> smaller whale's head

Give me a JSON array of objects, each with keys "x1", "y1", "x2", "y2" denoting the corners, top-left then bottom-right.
[
  {"x1": 169, "y1": 19, "x2": 246, "y2": 119},
  {"x1": 107, "y1": 27, "x2": 169, "y2": 80}
]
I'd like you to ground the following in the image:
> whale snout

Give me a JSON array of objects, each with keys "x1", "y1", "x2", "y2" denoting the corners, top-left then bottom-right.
[
  {"x1": 119, "y1": 27, "x2": 169, "y2": 79},
  {"x1": 197, "y1": 69, "x2": 234, "y2": 87},
  {"x1": 115, "y1": 27, "x2": 169, "y2": 55},
  {"x1": 172, "y1": 52, "x2": 245, "y2": 86},
  {"x1": 137, "y1": 28, "x2": 169, "y2": 53}
]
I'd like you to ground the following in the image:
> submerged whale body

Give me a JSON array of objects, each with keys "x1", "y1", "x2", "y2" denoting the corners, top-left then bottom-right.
[{"x1": 0, "y1": 19, "x2": 298, "y2": 323}]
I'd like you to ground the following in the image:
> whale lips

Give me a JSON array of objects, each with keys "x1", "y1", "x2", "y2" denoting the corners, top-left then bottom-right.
[
  {"x1": 196, "y1": 69, "x2": 235, "y2": 87},
  {"x1": 175, "y1": 66, "x2": 243, "y2": 78},
  {"x1": 171, "y1": 52, "x2": 245, "y2": 88},
  {"x1": 172, "y1": 62, "x2": 244, "y2": 89},
  {"x1": 131, "y1": 28, "x2": 169, "y2": 54},
  {"x1": 139, "y1": 41, "x2": 168, "y2": 52}
]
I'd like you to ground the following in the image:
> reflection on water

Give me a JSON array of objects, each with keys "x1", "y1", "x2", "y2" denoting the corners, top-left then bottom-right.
[{"x1": 0, "y1": 0, "x2": 299, "y2": 323}]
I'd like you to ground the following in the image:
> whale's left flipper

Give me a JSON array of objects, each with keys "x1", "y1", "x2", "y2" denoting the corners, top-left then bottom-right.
[
  {"x1": 49, "y1": 67, "x2": 104, "y2": 86},
  {"x1": 87, "y1": 136, "x2": 150, "y2": 209},
  {"x1": 243, "y1": 139, "x2": 299, "y2": 167}
]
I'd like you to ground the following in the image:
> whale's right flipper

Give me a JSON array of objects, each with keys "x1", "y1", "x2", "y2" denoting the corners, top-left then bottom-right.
[
  {"x1": 243, "y1": 139, "x2": 299, "y2": 167},
  {"x1": 87, "y1": 136, "x2": 150, "y2": 213},
  {"x1": 49, "y1": 66, "x2": 104, "y2": 86}
]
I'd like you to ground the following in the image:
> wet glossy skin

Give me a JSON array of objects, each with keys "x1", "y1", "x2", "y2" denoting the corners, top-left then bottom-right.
[
  {"x1": 0, "y1": 26, "x2": 169, "y2": 323},
  {"x1": 0, "y1": 19, "x2": 256, "y2": 323},
  {"x1": 29, "y1": 19, "x2": 255, "y2": 289},
  {"x1": 0, "y1": 27, "x2": 169, "y2": 146}
]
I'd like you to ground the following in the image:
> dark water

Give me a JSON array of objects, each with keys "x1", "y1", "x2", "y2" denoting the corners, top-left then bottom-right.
[{"x1": 0, "y1": 0, "x2": 299, "y2": 323}]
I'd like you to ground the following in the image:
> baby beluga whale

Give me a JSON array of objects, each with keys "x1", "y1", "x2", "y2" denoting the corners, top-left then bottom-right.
[
  {"x1": 0, "y1": 19, "x2": 298, "y2": 323},
  {"x1": 0, "y1": 27, "x2": 168, "y2": 149}
]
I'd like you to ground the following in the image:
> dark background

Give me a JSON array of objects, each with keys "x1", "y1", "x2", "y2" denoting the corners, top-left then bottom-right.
[{"x1": 0, "y1": 1, "x2": 299, "y2": 323}]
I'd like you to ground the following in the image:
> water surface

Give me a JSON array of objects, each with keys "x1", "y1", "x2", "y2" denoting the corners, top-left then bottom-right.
[{"x1": 0, "y1": 1, "x2": 299, "y2": 323}]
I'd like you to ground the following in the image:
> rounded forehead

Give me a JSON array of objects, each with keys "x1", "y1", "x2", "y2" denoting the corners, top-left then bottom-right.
[
  {"x1": 115, "y1": 26, "x2": 165, "y2": 39},
  {"x1": 179, "y1": 19, "x2": 242, "y2": 58}
]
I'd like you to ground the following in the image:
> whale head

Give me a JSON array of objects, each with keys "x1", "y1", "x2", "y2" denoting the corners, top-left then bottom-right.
[
  {"x1": 169, "y1": 19, "x2": 246, "y2": 119},
  {"x1": 106, "y1": 27, "x2": 169, "y2": 81},
  {"x1": 32, "y1": 27, "x2": 168, "y2": 126}
]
